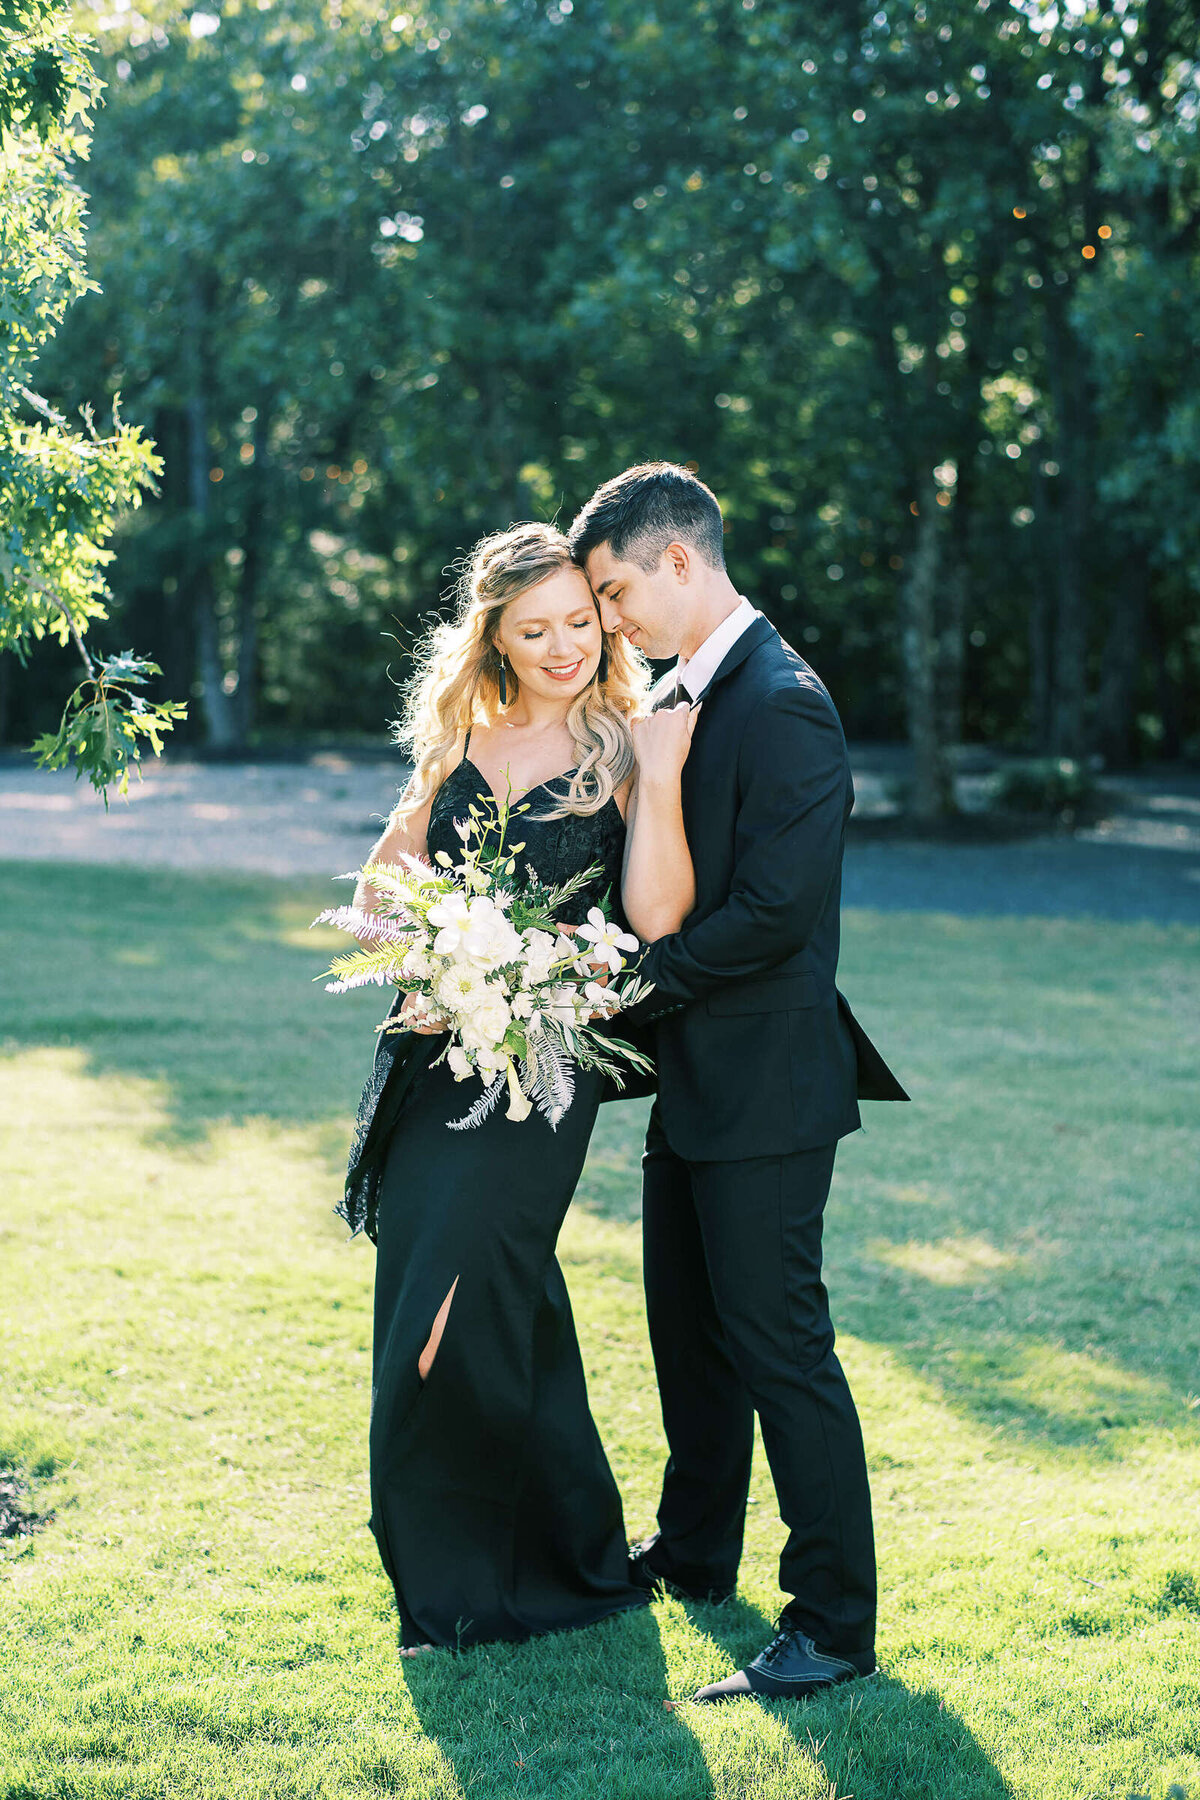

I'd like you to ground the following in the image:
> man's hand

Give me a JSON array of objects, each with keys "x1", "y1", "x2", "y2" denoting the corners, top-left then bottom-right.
[{"x1": 631, "y1": 701, "x2": 700, "y2": 789}]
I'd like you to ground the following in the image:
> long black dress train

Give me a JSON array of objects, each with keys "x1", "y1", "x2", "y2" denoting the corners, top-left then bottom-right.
[{"x1": 339, "y1": 745, "x2": 646, "y2": 1649}]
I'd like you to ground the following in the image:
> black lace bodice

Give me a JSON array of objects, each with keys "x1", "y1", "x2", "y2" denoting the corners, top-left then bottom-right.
[
  {"x1": 427, "y1": 755, "x2": 626, "y2": 922},
  {"x1": 337, "y1": 755, "x2": 626, "y2": 1241}
]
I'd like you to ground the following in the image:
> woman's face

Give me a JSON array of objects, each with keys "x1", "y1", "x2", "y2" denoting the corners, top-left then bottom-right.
[{"x1": 494, "y1": 566, "x2": 604, "y2": 705}]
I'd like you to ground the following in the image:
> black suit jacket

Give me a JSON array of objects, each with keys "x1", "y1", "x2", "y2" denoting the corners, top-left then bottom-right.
[{"x1": 622, "y1": 612, "x2": 908, "y2": 1161}]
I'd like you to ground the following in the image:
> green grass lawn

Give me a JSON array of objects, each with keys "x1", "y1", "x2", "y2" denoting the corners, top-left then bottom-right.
[{"x1": 2, "y1": 860, "x2": 1197, "y2": 1800}]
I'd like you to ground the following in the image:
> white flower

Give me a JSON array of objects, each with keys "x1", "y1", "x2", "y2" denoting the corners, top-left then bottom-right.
[
  {"x1": 505, "y1": 1058, "x2": 533, "y2": 1121},
  {"x1": 447, "y1": 1044, "x2": 473, "y2": 1081},
  {"x1": 511, "y1": 991, "x2": 537, "y2": 1020},
  {"x1": 584, "y1": 980, "x2": 620, "y2": 1015},
  {"x1": 427, "y1": 891, "x2": 474, "y2": 955},
  {"x1": 456, "y1": 860, "x2": 491, "y2": 894},
  {"x1": 521, "y1": 929, "x2": 560, "y2": 986},
  {"x1": 543, "y1": 984, "x2": 580, "y2": 1026},
  {"x1": 401, "y1": 936, "x2": 432, "y2": 980},
  {"x1": 460, "y1": 986, "x2": 512, "y2": 1046},
  {"x1": 435, "y1": 961, "x2": 489, "y2": 1013},
  {"x1": 575, "y1": 907, "x2": 640, "y2": 975},
  {"x1": 461, "y1": 899, "x2": 525, "y2": 972},
  {"x1": 472, "y1": 1041, "x2": 510, "y2": 1075}
]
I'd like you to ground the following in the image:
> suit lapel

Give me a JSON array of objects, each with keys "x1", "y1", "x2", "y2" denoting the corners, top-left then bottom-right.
[
  {"x1": 678, "y1": 615, "x2": 776, "y2": 827},
  {"x1": 690, "y1": 613, "x2": 776, "y2": 701}
]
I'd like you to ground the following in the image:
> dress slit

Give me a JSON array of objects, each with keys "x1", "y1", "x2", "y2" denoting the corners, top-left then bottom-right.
[
  {"x1": 367, "y1": 1055, "x2": 643, "y2": 1648},
  {"x1": 418, "y1": 1275, "x2": 459, "y2": 1382}
]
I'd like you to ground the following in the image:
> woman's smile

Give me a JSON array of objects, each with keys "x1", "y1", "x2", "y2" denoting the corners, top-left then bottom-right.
[{"x1": 543, "y1": 657, "x2": 585, "y2": 682}]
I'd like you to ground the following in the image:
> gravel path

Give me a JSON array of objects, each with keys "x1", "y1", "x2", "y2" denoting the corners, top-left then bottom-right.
[
  {"x1": 843, "y1": 830, "x2": 1200, "y2": 926},
  {"x1": 2, "y1": 749, "x2": 1197, "y2": 925},
  {"x1": 0, "y1": 753, "x2": 404, "y2": 882}
]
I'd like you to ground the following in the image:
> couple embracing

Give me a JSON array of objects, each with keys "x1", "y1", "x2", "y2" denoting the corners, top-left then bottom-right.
[{"x1": 339, "y1": 462, "x2": 907, "y2": 1703}]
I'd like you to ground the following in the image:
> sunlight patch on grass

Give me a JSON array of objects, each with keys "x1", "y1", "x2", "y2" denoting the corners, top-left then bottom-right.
[
  {"x1": 876, "y1": 1180, "x2": 953, "y2": 1208},
  {"x1": 998, "y1": 1340, "x2": 1166, "y2": 1427},
  {"x1": 871, "y1": 1234, "x2": 1023, "y2": 1285}
]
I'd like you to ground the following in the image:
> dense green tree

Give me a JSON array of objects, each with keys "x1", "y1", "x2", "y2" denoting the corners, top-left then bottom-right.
[
  {"x1": 22, "y1": 0, "x2": 1199, "y2": 798},
  {"x1": 0, "y1": 0, "x2": 180, "y2": 795}
]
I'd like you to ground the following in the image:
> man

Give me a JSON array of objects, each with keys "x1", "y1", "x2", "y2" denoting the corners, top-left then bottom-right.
[{"x1": 569, "y1": 463, "x2": 908, "y2": 1703}]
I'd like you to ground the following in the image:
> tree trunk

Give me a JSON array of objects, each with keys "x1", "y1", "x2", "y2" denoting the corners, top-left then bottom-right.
[
  {"x1": 938, "y1": 542, "x2": 967, "y2": 755},
  {"x1": 1146, "y1": 598, "x2": 1183, "y2": 760},
  {"x1": 185, "y1": 280, "x2": 236, "y2": 752},
  {"x1": 901, "y1": 482, "x2": 953, "y2": 822},
  {"x1": 1028, "y1": 580, "x2": 1053, "y2": 750},
  {"x1": 231, "y1": 407, "x2": 269, "y2": 745},
  {"x1": 1094, "y1": 558, "x2": 1146, "y2": 766},
  {"x1": 1028, "y1": 460, "x2": 1053, "y2": 748},
  {"x1": 1051, "y1": 453, "x2": 1089, "y2": 757},
  {"x1": 1042, "y1": 295, "x2": 1092, "y2": 758}
]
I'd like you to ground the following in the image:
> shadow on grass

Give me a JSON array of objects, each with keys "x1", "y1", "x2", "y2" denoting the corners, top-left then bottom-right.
[
  {"x1": 398, "y1": 1599, "x2": 1009, "y2": 1800},
  {"x1": 399, "y1": 1606, "x2": 714, "y2": 1798},
  {"x1": 825, "y1": 1163, "x2": 1200, "y2": 1454},
  {"x1": 576, "y1": 1091, "x2": 1200, "y2": 1456},
  {"x1": 678, "y1": 1598, "x2": 1011, "y2": 1800},
  {"x1": 0, "y1": 862, "x2": 374, "y2": 1160}
]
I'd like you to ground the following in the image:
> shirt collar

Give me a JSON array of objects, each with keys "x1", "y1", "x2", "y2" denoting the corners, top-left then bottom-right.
[{"x1": 675, "y1": 597, "x2": 758, "y2": 700}]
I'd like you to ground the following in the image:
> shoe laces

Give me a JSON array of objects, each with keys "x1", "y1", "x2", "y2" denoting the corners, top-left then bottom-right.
[{"x1": 757, "y1": 1624, "x2": 801, "y2": 1669}]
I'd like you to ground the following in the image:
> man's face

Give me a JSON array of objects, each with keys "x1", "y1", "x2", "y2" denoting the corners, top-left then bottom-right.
[{"x1": 582, "y1": 542, "x2": 689, "y2": 661}]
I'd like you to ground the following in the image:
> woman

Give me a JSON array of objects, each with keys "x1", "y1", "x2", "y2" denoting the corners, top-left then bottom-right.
[{"x1": 340, "y1": 521, "x2": 696, "y2": 1653}]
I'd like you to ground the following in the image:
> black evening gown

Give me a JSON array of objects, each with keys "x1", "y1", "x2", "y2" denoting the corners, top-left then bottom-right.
[{"x1": 339, "y1": 749, "x2": 646, "y2": 1649}]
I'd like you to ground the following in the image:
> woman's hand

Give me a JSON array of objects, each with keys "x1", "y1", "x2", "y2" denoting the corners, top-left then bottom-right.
[
  {"x1": 630, "y1": 701, "x2": 700, "y2": 790},
  {"x1": 621, "y1": 704, "x2": 699, "y2": 942},
  {"x1": 400, "y1": 993, "x2": 448, "y2": 1035}
]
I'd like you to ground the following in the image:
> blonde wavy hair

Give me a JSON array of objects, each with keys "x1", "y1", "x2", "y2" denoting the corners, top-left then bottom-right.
[{"x1": 392, "y1": 521, "x2": 650, "y2": 825}]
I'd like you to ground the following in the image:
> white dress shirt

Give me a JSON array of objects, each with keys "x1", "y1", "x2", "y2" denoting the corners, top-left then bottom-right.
[{"x1": 675, "y1": 596, "x2": 759, "y2": 701}]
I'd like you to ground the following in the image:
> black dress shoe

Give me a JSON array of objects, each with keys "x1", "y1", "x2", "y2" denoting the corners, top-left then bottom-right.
[
  {"x1": 692, "y1": 1624, "x2": 877, "y2": 1702},
  {"x1": 627, "y1": 1542, "x2": 734, "y2": 1605}
]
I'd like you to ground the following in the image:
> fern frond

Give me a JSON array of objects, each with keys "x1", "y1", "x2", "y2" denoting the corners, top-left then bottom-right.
[
  {"x1": 361, "y1": 859, "x2": 446, "y2": 903},
  {"x1": 321, "y1": 944, "x2": 402, "y2": 992},
  {"x1": 522, "y1": 1025, "x2": 575, "y2": 1128},
  {"x1": 313, "y1": 904, "x2": 413, "y2": 943},
  {"x1": 447, "y1": 1074, "x2": 506, "y2": 1131}
]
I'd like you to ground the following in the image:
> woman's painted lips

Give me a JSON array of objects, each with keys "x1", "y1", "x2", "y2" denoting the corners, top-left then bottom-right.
[{"x1": 543, "y1": 659, "x2": 585, "y2": 681}]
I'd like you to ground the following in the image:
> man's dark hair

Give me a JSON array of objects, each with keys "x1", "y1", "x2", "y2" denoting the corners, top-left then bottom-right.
[{"x1": 568, "y1": 461, "x2": 725, "y2": 572}]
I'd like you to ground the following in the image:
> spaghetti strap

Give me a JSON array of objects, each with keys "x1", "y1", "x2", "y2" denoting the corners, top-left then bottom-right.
[{"x1": 460, "y1": 726, "x2": 472, "y2": 764}]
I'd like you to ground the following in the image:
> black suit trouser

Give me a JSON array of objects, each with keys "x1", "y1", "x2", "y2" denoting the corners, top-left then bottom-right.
[{"x1": 641, "y1": 1102, "x2": 876, "y2": 1657}]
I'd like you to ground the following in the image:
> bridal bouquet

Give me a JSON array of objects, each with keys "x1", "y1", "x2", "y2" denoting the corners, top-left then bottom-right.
[{"x1": 314, "y1": 791, "x2": 653, "y2": 1129}]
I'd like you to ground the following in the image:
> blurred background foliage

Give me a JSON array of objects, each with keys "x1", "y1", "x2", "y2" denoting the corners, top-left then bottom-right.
[{"x1": 4, "y1": 0, "x2": 1199, "y2": 810}]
